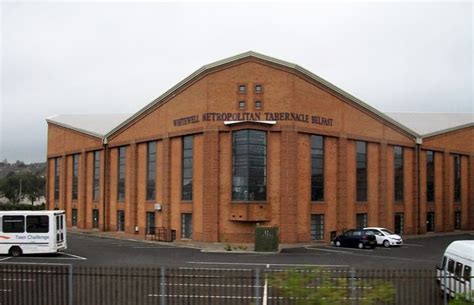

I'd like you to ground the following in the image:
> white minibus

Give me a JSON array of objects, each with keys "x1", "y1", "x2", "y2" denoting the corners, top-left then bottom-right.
[
  {"x1": 436, "y1": 240, "x2": 473, "y2": 301},
  {"x1": 0, "y1": 210, "x2": 67, "y2": 256}
]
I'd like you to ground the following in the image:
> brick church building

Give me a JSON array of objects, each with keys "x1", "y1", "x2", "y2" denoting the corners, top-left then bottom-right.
[{"x1": 46, "y1": 52, "x2": 474, "y2": 243}]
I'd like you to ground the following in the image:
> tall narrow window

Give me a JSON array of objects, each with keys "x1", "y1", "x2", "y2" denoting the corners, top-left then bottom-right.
[
  {"x1": 72, "y1": 154, "x2": 79, "y2": 200},
  {"x1": 311, "y1": 135, "x2": 324, "y2": 201},
  {"x1": 147, "y1": 141, "x2": 157, "y2": 201},
  {"x1": 182, "y1": 136, "x2": 193, "y2": 201},
  {"x1": 232, "y1": 130, "x2": 267, "y2": 201},
  {"x1": 117, "y1": 147, "x2": 126, "y2": 201},
  {"x1": 311, "y1": 214, "x2": 325, "y2": 240},
  {"x1": 453, "y1": 155, "x2": 461, "y2": 202},
  {"x1": 426, "y1": 151, "x2": 435, "y2": 202},
  {"x1": 356, "y1": 141, "x2": 367, "y2": 202},
  {"x1": 93, "y1": 151, "x2": 100, "y2": 201},
  {"x1": 356, "y1": 213, "x2": 368, "y2": 229},
  {"x1": 394, "y1": 146, "x2": 404, "y2": 202},
  {"x1": 54, "y1": 157, "x2": 60, "y2": 200}
]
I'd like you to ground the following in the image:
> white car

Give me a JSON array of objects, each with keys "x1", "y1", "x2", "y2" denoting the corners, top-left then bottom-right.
[{"x1": 363, "y1": 227, "x2": 403, "y2": 247}]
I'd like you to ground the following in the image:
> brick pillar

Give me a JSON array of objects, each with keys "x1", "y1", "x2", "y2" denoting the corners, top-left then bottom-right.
[
  {"x1": 80, "y1": 150, "x2": 87, "y2": 228},
  {"x1": 279, "y1": 127, "x2": 298, "y2": 243},
  {"x1": 201, "y1": 129, "x2": 219, "y2": 242},
  {"x1": 442, "y1": 151, "x2": 450, "y2": 231},
  {"x1": 336, "y1": 136, "x2": 348, "y2": 232},
  {"x1": 378, "y1": 141, "x2": 387, "y2": 229},
  {"x1": 104, "y1": 148, "x2": 111, "y2": 231},
  {"x1": 161, "y1": 136, "x2": 172, "y2": 229},
  {"x1": 128, "y1": 142, "x2": 138, "y2": 234},
  {"x1": 46, "y1": 159, "x2": 50, "y2": 209},
  {"x1": 60, "y1": 154, "x2": 67, "y2": 210},
  {"x1": 469, "y1": 155, "x2": 474, "y2": 230}
]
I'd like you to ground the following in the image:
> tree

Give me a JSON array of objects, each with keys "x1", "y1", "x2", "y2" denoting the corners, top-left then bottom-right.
[
  {"x1": 0, "y1": 173, "x2": 22, "y2": 203},
  {"x1": 0, "y1": 172, "x2": 45, "y2": 204},
  {"x1": 21, "y1": 173, "x2": 45, "y2": 204}
]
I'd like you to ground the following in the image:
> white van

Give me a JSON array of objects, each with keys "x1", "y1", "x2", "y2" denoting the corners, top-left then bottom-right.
[
  {"x1": 0, "y1": 210, "x2": 67, "y2": 256},
  {"x1": 436, "y1": 240, "x2": 473, "y2": 301}
]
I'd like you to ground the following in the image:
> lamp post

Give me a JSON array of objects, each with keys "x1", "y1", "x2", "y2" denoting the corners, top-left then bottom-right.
[{"x1": 19, "y1": 178, "x2": 22, "y2": 203}]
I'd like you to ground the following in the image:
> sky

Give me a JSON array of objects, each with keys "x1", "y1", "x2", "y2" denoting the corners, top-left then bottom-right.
[{"x1": 1, "y1": 1, "x2": 472, "y2": 163}]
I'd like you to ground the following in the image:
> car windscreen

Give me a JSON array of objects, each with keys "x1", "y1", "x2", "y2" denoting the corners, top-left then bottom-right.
[{"x1": 381, "y1": 229, "x2": 395, "y2": 235}]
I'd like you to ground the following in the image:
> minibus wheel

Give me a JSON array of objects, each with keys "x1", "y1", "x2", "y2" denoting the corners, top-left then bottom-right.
[{"x1": 9, "y1": 246, "x2": 22, "y2": 257}]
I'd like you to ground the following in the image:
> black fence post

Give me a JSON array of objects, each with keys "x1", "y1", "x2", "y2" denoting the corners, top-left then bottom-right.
[
  {"x1": 254, "y1": 268, "x2": 261, "y2": 305},
  {"x1": 68, "y1": 264, "x2": 74, "y2": 305},
  {"x1": 160, "y1": 266, "x2": 166, "y2": 305}
]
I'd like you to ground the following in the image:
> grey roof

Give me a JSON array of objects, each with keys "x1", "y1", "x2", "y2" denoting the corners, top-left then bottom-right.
[
  {"x1": 385, "y1": 112, "x2": 474, "y2": 137},
  {"x1": 46, "y1": 114, "x2": 131, "y2": 138},
  {"x1": 104, "y1": 51, "x2": 421, "y2": 140}
]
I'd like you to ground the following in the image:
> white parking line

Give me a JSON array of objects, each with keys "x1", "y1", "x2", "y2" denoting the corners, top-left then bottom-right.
[
  {"x1": 0, "y1": 257, "x2": 11, "y2": 262},
  {"x1": 148, "y1": 294, "x2": 255, "y2": 299},
  {"x1": 304, "y1": 247, "x2": 354, "y2": 254},
  {"x1": 61, "y1": 253, "x2": 87, "y2": 260},
  {"x1": 322, "y1": 246, "x2": 374, "y2": 253},
  {"x1": 132, "y1": 246, "x2": 179, "y2": 249},
  {"x1": 187, "y1": 261, "x2": 349, "y2": 268},
  {"x1": 402, "y1": 243, "x2": 424, "y2": 247},
  {"x1": 0, "y1": 278, "x2": 34, "y2": 282}
]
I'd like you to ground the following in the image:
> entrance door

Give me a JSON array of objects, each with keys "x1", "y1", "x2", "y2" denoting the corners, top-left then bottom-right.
[
  {"x1": 454, "y1": 211, "x2": 461, "y2": 230},
  {"x1": 394, "y1": 213, "x2": 404, "y2": 235},
  {"x1": 92, "y1": 209, "x2": 99, "y2": 229},
  {"x1": 146, "y1": 212, "x2": 155, "y2": 234},
  {"x1": 426, "y1": 212, "x2": 435, "y2": 232}
]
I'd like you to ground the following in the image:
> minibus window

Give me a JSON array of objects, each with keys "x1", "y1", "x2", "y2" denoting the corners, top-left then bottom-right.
[
  {"x1": 442, "y1": 256, "x2": 447, "y2": 269},
  {"x1": 463, "y1": 266, "x2": 471, "y2": 282},
  {"x1": 26, "y1": 216, "x2": 49, "y2": 233},
  {"x1": 2, "y1": 216, "x2": 25, "y2": 233},
  {"x1": 56, "y1": 216, "x2": 60, "y2": 230},
  {"x1": 455, "y1": 262, "x2": 463, "y2": 278},
  {"x1": 448, "y1": 260, "x2": 455, "y2": 273}
]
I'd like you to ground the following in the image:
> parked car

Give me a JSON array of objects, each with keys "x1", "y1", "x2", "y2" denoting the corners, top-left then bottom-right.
[
  {"x1": 333, "y1": 229, "x2": 376, "y2": 249},
  {"x1": 364, "y1": 227, "x2": 403, "y2": 247},
  {"x1": 436, "y1": 240, "x2": 473, "y2": 302}
]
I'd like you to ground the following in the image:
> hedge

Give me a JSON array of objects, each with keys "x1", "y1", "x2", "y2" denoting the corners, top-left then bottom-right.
[{"x1": 0, "y1": 203, "x2": 46, "y2": 211}]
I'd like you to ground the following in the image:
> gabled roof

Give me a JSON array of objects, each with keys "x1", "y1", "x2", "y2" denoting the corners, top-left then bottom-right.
[
  {"x1": 385, "y1": 112, "x2": 474, "y2": 137},
  {"x1": 104, "y1": 51, "x2": 421, "y2": 141},
  {"x1": 46, "y1": 114, "x2": 131, "y2": 139}
]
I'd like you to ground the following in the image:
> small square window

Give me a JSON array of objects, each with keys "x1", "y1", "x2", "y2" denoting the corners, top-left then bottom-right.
[
  {"x1": 255, "y1": 84, "x2": 263, "y2": 93},
  {"x1": 238, "y1": 85, "x2": 246, "y2": 93},
  {"x1": 255, "y1": 101, "x2": 262, "y2": 110},
  {"x1": 239, "y1": 101, "x2": 246, "y2": 110}
]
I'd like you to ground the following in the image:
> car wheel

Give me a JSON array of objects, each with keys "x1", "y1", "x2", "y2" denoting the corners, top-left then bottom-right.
[
  {"x1": 335, "y1": 240, "x2": 341, "y2": 247},
  {"x1": 9, "y1": 246, "x2": 22, "y2": 257},
  {"x1": 383, "y1": 240, "x2": 390, "y2": 248},
  {"x1": 358, "y1": 242, "x2": 364, "y2": 249}
]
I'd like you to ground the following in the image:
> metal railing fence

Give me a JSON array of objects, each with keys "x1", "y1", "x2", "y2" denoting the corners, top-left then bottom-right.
[{"x1": 0, "y1": 264, "x2": 472, "y2": 305}]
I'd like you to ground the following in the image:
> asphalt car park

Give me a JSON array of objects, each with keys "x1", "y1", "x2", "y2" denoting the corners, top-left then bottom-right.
[{"x1": 1, "y1": 232, "x2": 473, "y2": 269}]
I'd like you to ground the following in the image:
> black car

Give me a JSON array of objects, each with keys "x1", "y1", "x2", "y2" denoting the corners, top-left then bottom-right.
[{"x1": 333, "y1": 229, "x2": 376, "y2": 249}]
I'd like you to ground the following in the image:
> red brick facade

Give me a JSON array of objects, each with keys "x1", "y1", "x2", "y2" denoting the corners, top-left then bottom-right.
[{"x1": 46, "y1": 54, "x2": 474, "y2": 243}]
